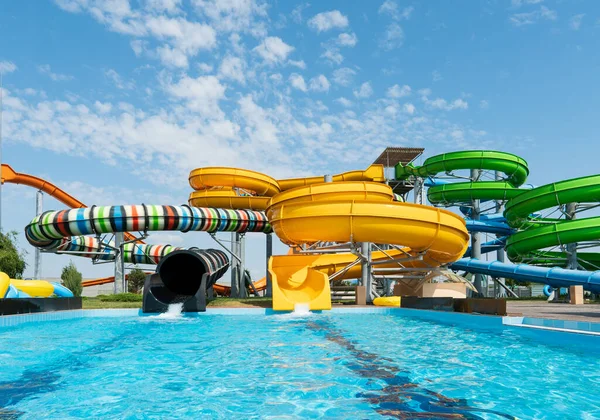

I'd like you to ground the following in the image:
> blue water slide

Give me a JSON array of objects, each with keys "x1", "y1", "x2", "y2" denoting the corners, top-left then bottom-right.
[
  {"x1": 463, "y1": 237, "x2": 506, "y2": 258},
  {"x1": 52, "y1": 283, "x2": 75, "y2": 297},
  {"x1": 450, "y1": 258, "x2": 600, "y2": 292},
  {"x1": 465, "y1": 220, "x2": 515, "y2": 235}
]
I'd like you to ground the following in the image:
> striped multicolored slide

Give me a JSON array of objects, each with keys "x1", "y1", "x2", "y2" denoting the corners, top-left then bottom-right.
[{"x1": 25, "y1": 205, "x2": 271, "y2": 264}]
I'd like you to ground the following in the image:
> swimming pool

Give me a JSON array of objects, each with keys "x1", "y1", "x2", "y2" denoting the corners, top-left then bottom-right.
[{"x1": 0, "y1": 310, "x2": 599, "y2": 419}]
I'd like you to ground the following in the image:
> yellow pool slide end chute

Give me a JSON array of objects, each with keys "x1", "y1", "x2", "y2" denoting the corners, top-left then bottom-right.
[
  {"x1": 267, "y1": 182, "x2": 470, "y2": 311},
  {"x1": 0, "y1": 272, "x2": 74, "y2": 298},
  {"x1": 373, "y1": 296, "x2": 401, "y2": 307}
]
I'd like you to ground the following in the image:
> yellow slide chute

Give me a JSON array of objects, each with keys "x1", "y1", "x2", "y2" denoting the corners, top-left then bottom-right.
[
  {"x1": 0, "y1": 272, "x2": 68, "y2": 298},
  {"x1": 188, "y1": 165, "x2": 470, "y2": 312}
]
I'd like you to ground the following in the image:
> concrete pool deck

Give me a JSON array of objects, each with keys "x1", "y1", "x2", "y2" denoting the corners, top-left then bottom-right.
[{"x1": 507, "y1": 301, "x2": 600, "y2": 322}]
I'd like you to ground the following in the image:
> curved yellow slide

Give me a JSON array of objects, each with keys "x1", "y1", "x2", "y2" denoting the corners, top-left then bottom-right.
[
  {"x1": 266, "y1": 182, "x2": 469, "y2": 310},
  {"x1": 0, "y1": 272, "x2": 72, "y2": 298},
  {"x1": 187, "y1": 166, "x2": 470, "y2": 312}
]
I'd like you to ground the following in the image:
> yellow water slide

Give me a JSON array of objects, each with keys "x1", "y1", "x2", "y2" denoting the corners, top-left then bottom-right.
[{"x1": 188, "y1": 165, "x2": 470, "y2": 311}]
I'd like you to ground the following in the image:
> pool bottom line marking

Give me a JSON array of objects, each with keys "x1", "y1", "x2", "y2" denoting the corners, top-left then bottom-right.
[{"x1": 306, "y1": 319, "x2": 515, "y2": 420}]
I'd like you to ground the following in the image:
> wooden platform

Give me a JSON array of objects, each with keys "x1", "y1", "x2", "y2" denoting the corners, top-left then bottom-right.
[{"x1": 507, "y1": 301, "x2": 600, "y2": 322}]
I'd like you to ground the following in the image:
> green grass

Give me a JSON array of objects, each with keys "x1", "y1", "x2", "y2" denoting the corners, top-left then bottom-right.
[
  {"x1": 207, "y1": 297, "x2": 272, "y2": 308},
  {"x1": 82, "y1": 295, "x2": 272, "y2": 309}
]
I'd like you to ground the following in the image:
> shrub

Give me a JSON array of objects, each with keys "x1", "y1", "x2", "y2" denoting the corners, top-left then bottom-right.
[
  {"x1": 97, "y1": 293, "x2": 143, "y2": 302},
  {"x1": 61, "y1": 261, "x2": 83, "y2": 297},
  {"x1": 0, "y1": 231, "x2": 27, "y2": 278},
  {"x1": 127, "y1": 268, "x2": 147, "y2": 294}
]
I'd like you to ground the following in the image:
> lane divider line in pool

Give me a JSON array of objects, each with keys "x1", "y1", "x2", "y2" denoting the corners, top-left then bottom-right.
[
  {"x1": 305, "y1": 318, "x2": 516, "y2": 420},
  {"x1": 506, "y1": 323, "x2": 600, "y2": 336}
]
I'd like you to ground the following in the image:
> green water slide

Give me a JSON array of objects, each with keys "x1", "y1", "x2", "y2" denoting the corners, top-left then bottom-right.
[
  {"x1": 504, "y1": 175, "x2": 600, "y2": 268},
  {"x1": 396, "y1": 150, "x2": 600, "y2": 270},
  {"x1": 395, "y1": 150, "x2": 529, "y2": 205}
]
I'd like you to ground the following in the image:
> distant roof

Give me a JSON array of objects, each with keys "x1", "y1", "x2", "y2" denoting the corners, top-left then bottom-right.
[{"x1": 372, "y1": 147, "x2": 424, "y2": 167}]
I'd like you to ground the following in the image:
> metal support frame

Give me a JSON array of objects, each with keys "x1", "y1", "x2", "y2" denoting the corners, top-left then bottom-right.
[
  {"x1": 494, "y1": 170, "x2": 507, "y2": 297},
  {"x1": 266, "y1": 233, "x2": 273, "y2": 297},
  {"x1": 238, "y1": 233, "x2": 246, "y2": 298},
  {"x1": 114, "y1": 232, "x2": 125, "y2": 294},
  {"x1": 413, "y1": 177, "x2": 423, "y2": 204},
  {"x1": 470, "y1": 168, "x2": 484, "y2": 296},
  {"x1": 361, "y1": 242, "x2": 374, "y2": 303},
  {"x1": 34, "y1": 191, "x2": 43, "y2": 279},
  {"x1": 561, "y1": 202, "x2": 579, "y2": 302},
  {"x1": 230, "y1": 232, "x2": 239, "y2": 298}
]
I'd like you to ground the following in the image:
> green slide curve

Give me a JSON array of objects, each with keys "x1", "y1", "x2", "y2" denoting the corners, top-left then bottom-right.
[
  {"x1": 396, "y1": 150, "x2": 600, "y2": 270},
  {"x1": 395, "y1": 150, "x2": 529, "y2": 205},
  {"x1": 504, "y1": 174, "x2": 600, "y2": 267}
]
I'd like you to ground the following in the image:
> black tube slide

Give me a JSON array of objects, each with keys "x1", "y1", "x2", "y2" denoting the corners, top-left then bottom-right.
[{"x1": 143, "y1": 249, "x2": 229, "y2": 313}]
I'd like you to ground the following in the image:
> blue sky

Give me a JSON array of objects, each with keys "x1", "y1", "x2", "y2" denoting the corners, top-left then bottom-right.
[{"x1": 0, "y1": 0, "x2": 599, "y2": 280}]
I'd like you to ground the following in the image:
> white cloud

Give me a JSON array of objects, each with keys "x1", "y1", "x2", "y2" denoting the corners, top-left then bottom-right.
[
  {"x1": 165, "y1": 75, "x2": 226, "y2": 117},
  {"x1": 37, "y1": 64, "x2": 74, "y2": 82},
  {"x1": 238, "y1": 95, "x2": 278, "y2": 145},
  {"x1": 156, "y1": 45, "x2": 189, "y2": 67},
  {"x1": 321, "y1": 45, "x2": 344, "y2": 65},
  {"x1": 53, "y1": 1, "x2": 217, "y2": 67},
  {"x1": 289, "y1": 73, "x2": 307, "y2": 92},
  {"x1": 0, "y1": 61, "x2": 17, "y2": 74},
  {"x1": 380, "y1": 23, "x2": 404, "y2": 50},
  {"x1": 353, "y1": 82, "x2": 373, "y2": 99},
  {"x1": 146, "y1": 0, "x2": 182, "y2": 13},
  {"x1": 130, "y1": 40, "x2": 145, "y2": 56},
  {"x1": 432, "y1": 70, "x2": 442, "y2": 82},
  {"x1": 309, "y1": 75, "x2": 330, "y2": 92},
  {"x1": 291, "y1": 3, "x2": 310, "y2": 24},
  {"x1": 218, "y1": 55, "x2": 246, "y2": 84},
  {"x1": 511, "y1": 0, "x2": 544, "y2": 8},
  {"x1": 308, "y1": 10, "x2": 349, "y2": 32},
  {"x1": 289, "y1": 60, "x2": 306, "y2": 69},
  {"x1": 429, "y1": 98, "x2": 468, "y2": 111},
  {"x1": 94, "y1": 101, "x2": 113, "y2": 114},
  {"x1": 336, "y1": 32, "x2": 358, "y2": 47},
  {"x1": 387, "y1": 84, "x2": 411, "y2": 98},
  {"x1": 105, "y1": 69, "x2": 135, "y2": 90},
  {"x1": 569, "y1": 14, "x2": 585, "y2": 30},
  {"x1": 403, "y1": 103, "x2": 415, "y2": 115},
  {"x1": 332, "y1": 68, "x2": 356, "y2": 86},
  {"x1": 378, "y1": 1, "x2": 414, "y2": 21},
  {"x1": 510, "y1": 6, "x2": 557, "y2": 26},
  {"x1": 254, "y1": 36, "x2": 294, "y2": 64},
  {"x1": 335, "y1": 97, "x2": 353, "y2": 107},
  {"x1": 192, "y1": 0, "x2": 268, "y2": 37},
  {"x1": 197, "y1": 62, "x2": 213, "y2": 73},
  {"x1": 479, "y1": 100, "x2": 489, "y2": 109}
]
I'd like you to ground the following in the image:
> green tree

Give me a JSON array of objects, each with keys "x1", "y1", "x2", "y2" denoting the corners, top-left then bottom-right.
[
  {"x1": 0, "y1": 231, "x2": 27, "y2": 278},
  {"x1": 127, "y1": 268, "x2": 146, "y2": 294},
  {"x1": 61, "y1": 261, "x2": 83, "y2": 297}
]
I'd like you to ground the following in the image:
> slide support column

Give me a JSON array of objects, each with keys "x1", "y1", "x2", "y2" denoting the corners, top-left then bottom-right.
[
  {"x1": 34, "y1": 191, "x2": 43, "y2": 280},
  {"x1": 494, "y1": 170, "x2": 506, "y2": 297},
  {"x1": 361, "y1": 242, "x2": 373, "y2": 303},
  {"x1": 114, "y1": 232, "x2": 125, "y2": 294},
  {"x1": 413, "y1": 177, "x2": 423, "y2": 204},
  {"x1": 230, "y1": 233, "x2": 239, "y2": 298},
  {"x1": 470, "y1": 169, "x2": 484, "y2": 297},
  {"x1": 266, "y1": 233, "x2": 273, "y2": 297},
  {"x1": 239, "y1": 234, "x2": 247, "y2": 298}
]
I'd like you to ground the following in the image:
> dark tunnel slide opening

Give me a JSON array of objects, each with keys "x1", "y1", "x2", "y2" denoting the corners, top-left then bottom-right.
[{"x1": 154, "y1": 251, "x2": 208, "y2": 304}]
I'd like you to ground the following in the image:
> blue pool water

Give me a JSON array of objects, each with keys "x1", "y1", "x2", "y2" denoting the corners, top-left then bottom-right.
[{"x1": 0, "y1": 311, "x2": 599, "y2": 419}]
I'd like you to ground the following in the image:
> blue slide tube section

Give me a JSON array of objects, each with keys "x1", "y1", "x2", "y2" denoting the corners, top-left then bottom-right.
[
  {"x1": 463, "y1": 238, "x2": 506, "y2": 258},
  {"x1": 53, "y1": 283, "x2": 75, "y2": 297},
  {"x1": 450, "y1": 258, "x2": 600, "y2": 292},
  {"x1": 466, "y1": 220, "x2": 514, "y2": 235}
]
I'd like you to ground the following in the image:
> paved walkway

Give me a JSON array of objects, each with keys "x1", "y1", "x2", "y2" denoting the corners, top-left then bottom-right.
[{"x1": 507, "y1": 301, "x2": 600, "y2": 322}]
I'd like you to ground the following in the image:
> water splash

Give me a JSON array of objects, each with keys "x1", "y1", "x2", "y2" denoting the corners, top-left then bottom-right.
[
  {"x1": 292, "y1": 303, "x2": 311, "y2": 316},
  {"x1": 155, "y1": 303, "x2": 184, "y2": 319}
]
